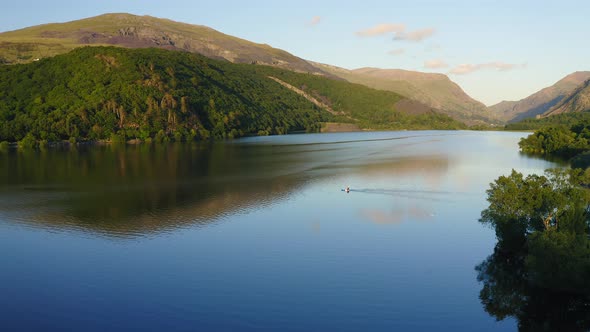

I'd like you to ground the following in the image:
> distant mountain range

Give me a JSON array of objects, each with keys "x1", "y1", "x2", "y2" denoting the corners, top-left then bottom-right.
[{"x1": 490, "y1": 71, "x2": 590, "y2": 122}]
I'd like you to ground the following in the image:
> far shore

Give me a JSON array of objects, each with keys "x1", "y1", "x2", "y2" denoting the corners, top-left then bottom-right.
[{"x1": 321, "y1": 122, "x2": 362, "y2": 133}]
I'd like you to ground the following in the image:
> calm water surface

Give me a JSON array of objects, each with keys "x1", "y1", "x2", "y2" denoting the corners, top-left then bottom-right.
[{"x1": 0, "y1": 131, "x2": 560, "y2": 331}]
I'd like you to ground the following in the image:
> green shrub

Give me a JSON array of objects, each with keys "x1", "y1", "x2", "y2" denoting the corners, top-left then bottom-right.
[
  {"x1": 18, "y1": 133, "x2": 37, "y2": 149},
  {"x1": 155, "y1": 130, "x2": 167, "y2": 143},
  {"x1": 110, "y1": 133, "x2": 126, "y2": 144}
]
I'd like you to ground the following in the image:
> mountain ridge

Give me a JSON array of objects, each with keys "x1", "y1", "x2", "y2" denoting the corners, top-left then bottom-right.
[
  {"x1": 0, "y1": 13, "x2": 330, "y2": 76},
  {"x1": 490, "y1": 71, "x2": 590, "y2": 122},
  {"x1": 543, "y1": 79, "x2": 590, "y2": 117}
]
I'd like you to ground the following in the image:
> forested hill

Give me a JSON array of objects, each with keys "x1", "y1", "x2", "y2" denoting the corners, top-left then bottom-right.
[{"x1": 0, "y1": 46, "x2": 464, "y2": 144}]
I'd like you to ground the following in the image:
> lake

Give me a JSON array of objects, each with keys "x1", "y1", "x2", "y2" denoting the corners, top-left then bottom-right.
[{"x1": 0, "y1": 131, "x2": 560, "y2": 331}]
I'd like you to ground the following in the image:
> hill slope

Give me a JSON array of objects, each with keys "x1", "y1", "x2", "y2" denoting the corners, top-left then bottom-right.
[
  {"x1": 0, "y1": 13, "x2": 496, "y2": 125},
  {"x1": 0, "y1": 13, "x2": 328, "y2": 76},
  {"x1": 490, "y1": 71, "x2": 590, "y2": 122},
  {"x1": 0, "y1": 46, "x2": 464, "y2": 143},
  {"x1": 312, "y1": 62, "x2": 494, "y2": 125},
  {"x1": 543, "y1": 79, "x2": 590, "y2": 117}
]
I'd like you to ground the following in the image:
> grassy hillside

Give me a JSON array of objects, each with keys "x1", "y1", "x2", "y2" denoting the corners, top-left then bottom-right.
[
  {"x1": 0, "y1": 46, "x2": 465, "y2": 144},
  {"x1": 312, "y1": 62, "x2": 495, "y2": 125},
  {"x1": 0, "y1": 13, "x2": 327, "y2": 75}
]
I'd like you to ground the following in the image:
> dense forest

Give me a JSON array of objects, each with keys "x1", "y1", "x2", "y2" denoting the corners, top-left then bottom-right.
[
  {"x1": 518, "y1": 116, "x2": 590, "y2": 169},
  {"x1": 0, "y1": 46, "x2": 328, "y2": 144},
  {"x1": 505, "y1": 111, "x2": 590, "y2": 131},
  {"x1": 0, "y1": 46, "x2": 464, "y2": 146}
]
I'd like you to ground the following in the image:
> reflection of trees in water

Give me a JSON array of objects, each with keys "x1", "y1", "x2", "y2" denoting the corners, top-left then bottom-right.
[
  {"x1": 0, "y1": 143, "x2": 305, "y2": 237},
  {"x1": 476, "y1": 245, "x2": 590, "y2": 331}
]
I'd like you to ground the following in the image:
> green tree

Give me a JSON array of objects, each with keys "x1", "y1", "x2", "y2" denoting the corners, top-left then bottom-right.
[{"x1": 18, "y1": 132, "x2": 37, "y2": 149}]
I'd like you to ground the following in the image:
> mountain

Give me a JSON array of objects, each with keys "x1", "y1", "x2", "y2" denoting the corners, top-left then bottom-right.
[
  {"x1": 0, "y1": 13, "x2": 495, "y2": 125},
  {"x1": 0, "y1": 46, "x2": 465, "y2": 143},
  {"x1": 490, "y1": 71, "x2": 590, "y2": 122},
  {"x1": 543, "y1": 79, "x2": 590, "y2": 117},
  {"x1": 0, "y1": 13, "x2": 328, "y2": 76},
  {"x1": 311, "y1": 62, "x2": 495, "y2": 125}
]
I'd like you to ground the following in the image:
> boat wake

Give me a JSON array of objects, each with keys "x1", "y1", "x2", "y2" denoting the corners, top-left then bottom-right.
[{"x1": 342, "y1": 187, "x2": 459, "y2": 202}]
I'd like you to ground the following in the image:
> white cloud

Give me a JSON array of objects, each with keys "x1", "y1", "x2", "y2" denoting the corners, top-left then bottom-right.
[
  {"x1": 449, "y1": 62, "x2": 527, "y2": 75},
  {"x1": 393, "y1": 28, "x2": 435, "y2": 42},
  {"x1": 356, "y1": 23, "x2": 405, "y2": 37},
  {"x1": 424, "y1": 59, "x2": 448, "y2": 69},
  {"x1": 388, "y1": 48, "x2": 405, "y2": 56},
  {"x1": 309, "y1": 16, "x2": 322, "y2": 26}
]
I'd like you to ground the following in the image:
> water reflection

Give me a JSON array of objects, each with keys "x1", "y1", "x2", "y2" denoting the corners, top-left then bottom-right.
[
  {"x1": 0, "y1": 134, "x2": 458, "y2": 237},
  {"x1": 476, "y1": 246, "x2": 590, "y2": 331},
  {"x1": 362, "y1": 205, "x2": 435, "y2": 225},
  {"x1": 0, "y1": 143, "x2": 306, "y2": 237}
]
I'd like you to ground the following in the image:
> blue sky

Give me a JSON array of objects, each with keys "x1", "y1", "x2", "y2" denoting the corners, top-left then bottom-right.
[{"x1": 2, "y1": 0, "x2": 588, "y2": 105}]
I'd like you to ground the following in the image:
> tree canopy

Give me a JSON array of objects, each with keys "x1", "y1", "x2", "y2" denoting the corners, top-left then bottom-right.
[
  {"x1": 517, "y1": 114, "x2": 590, "y2": 174},
  {"x1": 505, "y1": 111, "x2": 590, "y2": 131}
]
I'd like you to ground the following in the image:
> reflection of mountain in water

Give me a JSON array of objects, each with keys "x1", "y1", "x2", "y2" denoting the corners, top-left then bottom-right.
[{"x1": 0, "y1": 136, "x2": 453, "y2": 237}]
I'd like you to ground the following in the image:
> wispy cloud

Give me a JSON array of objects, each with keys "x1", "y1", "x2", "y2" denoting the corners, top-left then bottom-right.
[
  {"x1": 357, "y1": 23, "x2": 435, "y2": 42},
  {"x1": 393, "y1": 28, "x2": 436, "y2": 42},
  {"x1": 356, "y1": 23, "x2": 405, "y2": 37},
  {"x1": 308, "y1": 16, "x2": 322, "y2": 26},
  {"x1": 424, "y1": 59, "x2": 448, "y2": 69},
  {"x1": 449, "y1": 62, "x2": 527, "y2": 75},
  {"x1": 388, "y1": 48, "x2": 405, "y2": 56}
]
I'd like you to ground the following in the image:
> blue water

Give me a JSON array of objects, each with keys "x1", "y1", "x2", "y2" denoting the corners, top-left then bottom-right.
[{"x1": 0, "y1": 131, "x2": 559, "y2": 331}]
